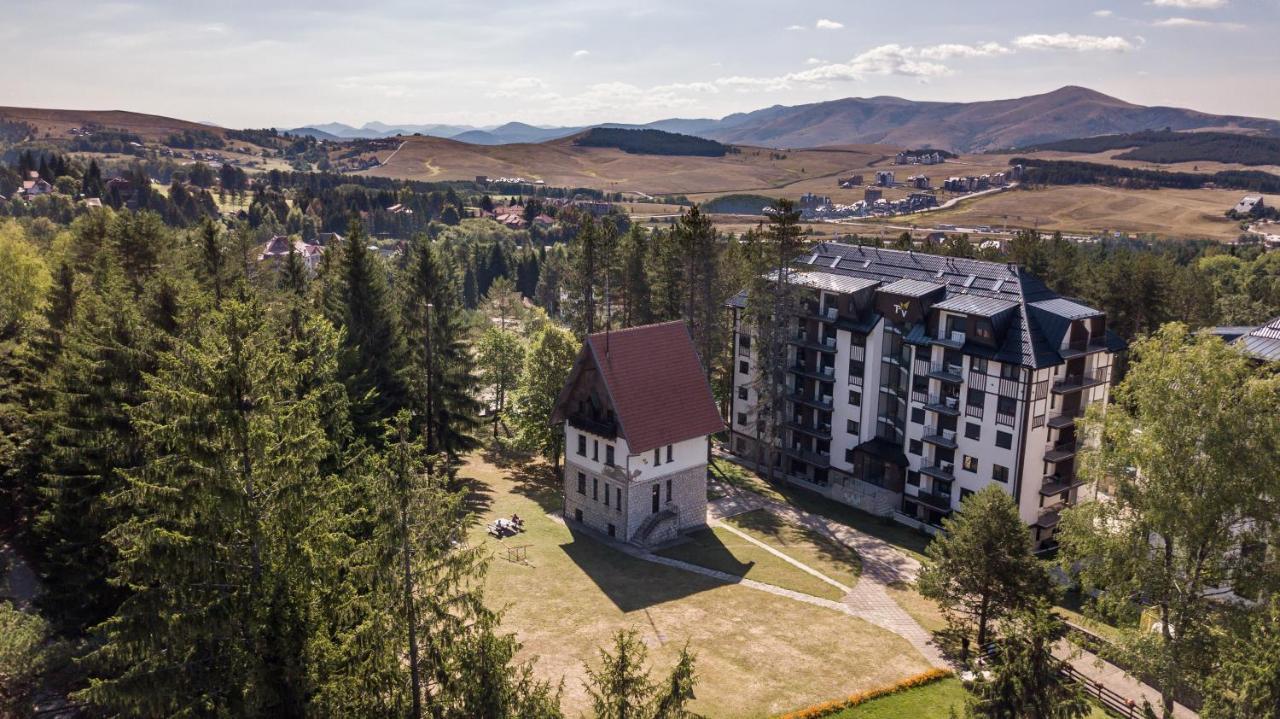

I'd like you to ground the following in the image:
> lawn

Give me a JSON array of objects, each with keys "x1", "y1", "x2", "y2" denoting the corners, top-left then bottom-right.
[
  {"x1": 656, "y1": 525, "x2": 847, "y2": 601},
  {"x1": 819, "y1": 678, "x2": 1112, "y2": 719},
  {"x1": 723, "y1": 509, "x2": 861, "y2": 590},
  {"x1": 460, "y1": 451, "x2": 934, "y2": 718},
  {"x1": 885, "y1": 581, "x2": 948, "y2": 635},
  {"x1": 712, "y1": 456, "x2": 934, "y2": 562}
]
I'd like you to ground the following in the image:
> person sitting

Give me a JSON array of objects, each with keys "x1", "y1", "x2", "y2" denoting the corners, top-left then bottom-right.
[{"x1": 511, "y1": 513, "x2": 523, "y2": 527}]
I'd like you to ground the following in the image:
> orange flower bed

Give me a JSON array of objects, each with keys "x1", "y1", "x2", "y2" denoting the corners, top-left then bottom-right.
[{"x1": 773, "y1": 668, "x2": 953, "y2": 719}]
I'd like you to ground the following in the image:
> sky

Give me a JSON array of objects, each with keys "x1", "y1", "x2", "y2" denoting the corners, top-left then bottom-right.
[{"x1": 4, "y1": 0, "x2": 1277, "y2": 129}]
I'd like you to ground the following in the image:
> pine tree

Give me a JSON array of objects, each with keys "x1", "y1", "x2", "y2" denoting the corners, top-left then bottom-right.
[
  {"x1": 196, "y1": 217, "x2": 226, "y2": 306},
  {"x1": 79, "y1": 298, "x2": 344, "y2": 717},
  {"x1": 331, "y1": 221, "x2": 409, "y2": 443},
  {"x1": 35, "y1": 257, "x2": 152, "y2": 634},
  {"x1": 964, "y1": 600, "x2": 1089, "y2": 719},
  {"x1": 618, "y1": 224, "x2": 652, "y2": 327},
  {"x1": 401, "y1": 237, "x2": 481, "y2": 459},
  {"x1": 918, "y1": 485, "x2": 1052, "y2": 655},
  {"x1": 584, "y1": 630, "x2": 701, "y2": 719}
]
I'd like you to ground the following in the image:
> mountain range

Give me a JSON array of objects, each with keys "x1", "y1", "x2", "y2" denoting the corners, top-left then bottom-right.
[{"x1": 293, "y1": 86, "x2": 1280, "y2": 152}]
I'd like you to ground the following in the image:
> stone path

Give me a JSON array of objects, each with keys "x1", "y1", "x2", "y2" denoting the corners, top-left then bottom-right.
[{"x1": 710, "y1": 519, "x2": 852, "y2": 595}]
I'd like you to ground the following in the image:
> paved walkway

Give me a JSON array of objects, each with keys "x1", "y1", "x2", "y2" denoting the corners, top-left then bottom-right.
[{"x1": 1056, "y1": 641, "x2": 1198, "y2": 719}]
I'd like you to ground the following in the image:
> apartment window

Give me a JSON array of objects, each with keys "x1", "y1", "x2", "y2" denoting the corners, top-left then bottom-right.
[
  {"x1": 996, "y1": 431, "x2": 1012, "y2": 450},
  {"x1": 999, "y1": 362, "x2": 1020, "y2": 380},
  {"x1": 907, "y1": 470, "x2": 920, "y2": 487},
  {"x1": 736, "y1": 412, "x2": 747, "y2": 426},
  {"x1": 971, "y1": 357, "x2": 988, "y2": 374},
  {"x1": 577, "y1": 434, "x2": 587, "y2": 456},
  {"x1": 962, "y1": 455, "x2": 978, "y2": 472},
  {"x1": 738, "y1": 386, "x2": 748, "y2": 400},
  {"x1": 849, "y1": 359, "x2": 864, "y2": 376},
  {"x1": 605, "y1": 445, "x2": 615, "y2": 466},
  {"x1": 739, "y1": 360, "x2": 749, "y2": 375},
  {"x1": 911, "y1": 407, "x2": 925, "y2": 425},
  {"x1": 847, "y1": 419, "x2": 860, "y2": 435},
  {"x1": 960, "y1": 488, "x2": 975, "y2": 503},
  {"x1": 666, "y1": 479, "x2": 672, "y2": 502},
  {"x1": 965, "y1": 422, "x2": 981, "y2": 441},
  {"x1": 592, "y1": 440, "x2": 599, "y2": 462},
  {"x1": 967, "y1": 387, "x2": 985, "y2": 408},
  {"x1": 593, "y1": 477, "x2": 599, "y2": 500},
  {"x1": 996, "y1": 395, "x2": 1017, "y2": 417},
  {"x1": 992, "y1": 464, "x2": 1009, "y2": 483},
  {"x1": 653, "y1": 448, "x2": 661, "y2": 465},
  {"x1": 667, "y1": 444, "x2": 673, "y2": 462},
  {"x1": 849, "y1": 390, "x2": 861, "y2": 406},
  {"x1": 738, "y1": 335, "x2": 751, "y2": 352},
  {"x1": 909, "y1": 439, "x2": 923, "y2": 456},
  {"x1": 577, "y1": 472, "x2": 586, "y2": 494}
]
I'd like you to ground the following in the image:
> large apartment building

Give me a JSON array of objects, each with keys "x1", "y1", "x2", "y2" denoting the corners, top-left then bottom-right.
[{"x1": 727, "y1": 243, "x2": 1126, "y2": 551}]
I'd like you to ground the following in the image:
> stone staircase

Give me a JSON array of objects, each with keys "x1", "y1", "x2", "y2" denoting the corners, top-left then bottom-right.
[{"x1": 634, "y1": 508, "x2": 679, "y2": 546}]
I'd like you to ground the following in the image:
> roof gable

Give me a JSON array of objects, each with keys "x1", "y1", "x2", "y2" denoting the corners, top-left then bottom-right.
[{"x1": 553, "y1": 321, "x2": 725, "y2": 454}]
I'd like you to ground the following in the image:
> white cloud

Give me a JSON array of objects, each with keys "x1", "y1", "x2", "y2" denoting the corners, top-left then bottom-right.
[
  {"x1": 1093, "y1": 9, "x2": 1114, "y2": 17},
  {"x1": 1013, "y1": 33, "x2": 1136, "y2": 51},
  {"x1": 786, "y1": 24, "x2": 804, "y2": 31},
  {"x1": 1154, "y1": 16, "x2": 1243, "y2": 28},
  {"x1": 572, "y1": 49, "x2": 589, "y2": 58},
  {"x1": 917, "y1": 42, "x2": 1012, "y2": 60},
  {"x1": 805, "y1": 57, "x2": 823, "y2": 65},
  {"x1": 1151, "y1": 0, "x2": 1226, "y2": 8},
  {"x1": 815, "y1": 18, "x2": 844, "y2": 30}
]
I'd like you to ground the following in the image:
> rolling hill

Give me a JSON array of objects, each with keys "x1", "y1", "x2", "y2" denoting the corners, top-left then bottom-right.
[{"x1": 693, "y1": 86, "x2": 1280, "y2": 152}]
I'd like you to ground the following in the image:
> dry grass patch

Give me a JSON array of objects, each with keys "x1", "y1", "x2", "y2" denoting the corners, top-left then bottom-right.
[
  {"x1": 656, "y1": 525, "x2": 847, "y2": 601},
  {"x1": 460, "y1": 452, "x2": 933, "y2": 718},
  {"x1": 723, "y1": 509, "x2": 861, "y2": 590}
]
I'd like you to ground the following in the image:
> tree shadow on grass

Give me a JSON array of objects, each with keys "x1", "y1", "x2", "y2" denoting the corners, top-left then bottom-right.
[
  {"x1": 479, "y1": 445, "x2": 564, "y2": 514},
  {"x1": 455, "y1": 474, "x2": 495, "y2": 525},
  {"x1": 559, "y1": 526, "x2": 749, "y2": 612}
]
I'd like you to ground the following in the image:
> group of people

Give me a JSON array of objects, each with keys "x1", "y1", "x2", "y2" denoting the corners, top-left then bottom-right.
[{"x1": 488, "y1": 513, "x2": 524, "y2": 538}]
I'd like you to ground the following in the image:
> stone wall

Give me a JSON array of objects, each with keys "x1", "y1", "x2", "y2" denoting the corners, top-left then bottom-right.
[{"x1": 562, "y1": 458, "x2": 708, "y2": 546}]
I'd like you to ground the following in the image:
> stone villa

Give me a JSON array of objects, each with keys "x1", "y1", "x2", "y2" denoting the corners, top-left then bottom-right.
[{"x1": 552, "y1": 321, "x2": 724, "y2": 546}]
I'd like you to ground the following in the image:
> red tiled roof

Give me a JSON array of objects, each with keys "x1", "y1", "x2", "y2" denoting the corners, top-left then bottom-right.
[{"x1": 569, "y1": 321, "x2": 725, "y2": 455}]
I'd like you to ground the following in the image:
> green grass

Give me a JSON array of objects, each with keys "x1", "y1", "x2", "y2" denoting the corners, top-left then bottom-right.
[
  {"x1": 723, "y1": 509, "x2": 861, "y2": 589},
  {"x1": 824, "y1": 678, "x2": 968, "y2": 718},
  {"x1": 822, "y1": 678, "x2": 1111, "y2": 719},
  {"x1": 656, "y1": 526, "x2": 847, "y2": 601},
  {"x1": 712, "y1": 456, "x2": 933, "y2": 562}
]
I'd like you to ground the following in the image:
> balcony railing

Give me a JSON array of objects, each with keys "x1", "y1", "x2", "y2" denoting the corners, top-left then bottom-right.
[
  {"x1": 789, "y1": 391, "x2": 834, "y2": 411},
  {"x1": 1059, "y1": 336, "x2": 1108, "y2": 360},
  {"x1": 1040, "y1": 474, "x2": 1085, "y2": 496},
  {"x1": 924, "y1": 361, "x2": 964, "y2": 383},
  {"x1": 924, "y1": 394, "x2": 961, "y2": 416},
  {"x1": 1047, "y1": 408, "x2": 1085, "y2": 429},
  {"x1": 568, "y1": 413, "x2": 618, "y2": 439},
  {"x1": 920, "y1": 461, "x2": 955, "y2": 481},
  {"x1": 922, "y1": 426, "x2": 958, "y2": 449},
  {"x1": 786, "y1": 420, "x2": 833, "y2": 439},
  {"x1": 1052, "y1": 371, "x2": 1107, "y2": 394},
  {"x1": 934, "y1": 329, "x2": 967, "y2": 349},
  {"x1": 1044, "y1": 439, "x2": 1079, "y2": 463},
  {"x1": 783, "y1": 445, "x2": 831, "y2": 468},
  {"x1": 914, "y1": 490, "x2": 953, "y2": 512}
]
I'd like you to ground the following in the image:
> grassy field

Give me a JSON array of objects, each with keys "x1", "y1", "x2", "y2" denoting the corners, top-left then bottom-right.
[
  {"x1": 656, "y1": 525, "x2": 848, "y2": 601},
  {"x1": 907, "y1": 184, "x2": 1262, "y2": 241},
  {"x1": 711, "y1": 458, "x2": 934, "y2": 562},
  {"x1": 361, "y1": 135, "x2": 890, "y2": 196},
  {"x1": 724, "y1": 509, "x2": 862, "y2": 590},
  {"x1": 819, "y1": 678, "x2": 1111, "y2": 719},
  {"x1": 461, "y1": 452, "x2": 934, "y2": 717}
]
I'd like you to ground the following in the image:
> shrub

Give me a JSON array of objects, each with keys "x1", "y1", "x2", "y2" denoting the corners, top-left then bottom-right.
[{"x1": 773, "y1": 668, "x2": 953, "y2": 719}]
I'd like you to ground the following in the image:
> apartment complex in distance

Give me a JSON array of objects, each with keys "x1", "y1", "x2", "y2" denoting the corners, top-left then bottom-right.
[{"x1": 727, "y1": 243, "x2": 1125, "y2": 551}]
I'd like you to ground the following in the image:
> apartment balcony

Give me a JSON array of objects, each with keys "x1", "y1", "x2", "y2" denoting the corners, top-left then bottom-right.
[
  {"x1": 1059, "y1": 336, "x2": 1109, "y2": 361},
  {"x1": 934, "y1": 330, "x2": 967, "y2": 349},
  {"x1": 1033, "y1": 507, "x2": 1062, "y2": 530},
  {"x1": 789, "y1": 331, "x2": 839, "y2": 354},
  {"x1": 1051, "y1": 371, "x2": 1107, "y2": 394},
  {"x1": 804, "y1": 305, "x2": 840, "y2": 323},
  {"x1": 786, "y1": 420, "x2": 833, "y2": 440},
  {"x1": 783, "y1": 445, "x2": 831, "y2": 468},
  {"x1": 914, "y1": 490, "x2": 954, "y2": 512},
  {"x1": 790, "y1": 362, "x2": 837, "y2": 382},
  {"x1": 1047, "y1": 408, "x2": 1085, "y2": 429},
  {"x1": 923, "y1": 394, "x2": 961, "y2": 417},
  {"x1": 919, "y1": 461, "x2": 956, "y2": 482},
  {"x1": 924, "y1": 361, "x2": 965, "y2": 384},
  {"x1": 1044, "y1": 439, "x2": 1079, "y2": 463},
  {"x1": 1040, "y1": 475, "x2": 1085, "y2": 496},
  {"x1": 922, "y1": 426, "x2": 958, "y2": 449},
  {"x1": 788, "y1": 391, "x2": 834, "y2": 412},
  {"x1": 568, "y1": 413, "x2": 618, "y2": 440}
]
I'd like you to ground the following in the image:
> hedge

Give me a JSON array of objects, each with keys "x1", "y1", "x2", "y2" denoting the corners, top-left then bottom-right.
[{"x1": 773, "y1": 668, "x2": 953, "y2": 719}]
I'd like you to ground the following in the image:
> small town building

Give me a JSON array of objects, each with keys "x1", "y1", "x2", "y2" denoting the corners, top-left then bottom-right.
[
  {"x1": 258, "y1": 235, "x2": 325, "y2": 272},
  {"x1": 552, "y1": 321, "x2": 724, "y2": 546},
  {"x1": 1233, "y1": 195, "x2": 1265, "y2": 216}
]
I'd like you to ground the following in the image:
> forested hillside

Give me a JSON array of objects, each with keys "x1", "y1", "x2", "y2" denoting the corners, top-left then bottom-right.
[
  {"x1": 572, "y1": 127, "x2": 730, "y2": 157},
  {"x1": 1029, "y1": 129, "x2": 1280, "y2": 166}
]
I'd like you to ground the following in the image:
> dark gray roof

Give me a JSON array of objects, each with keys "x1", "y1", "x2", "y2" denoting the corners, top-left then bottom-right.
[
  {"x1": 880, "y1": 278, "x2": 945, "y2": 298},
  {"x1": 1238, "y1": 316, "x2": 1280, "y2": 362},
  {"x1": 933, "y1": 294, "x2": 1019, "y2": 317},
  {"x1": 1029, "y1": 298, "x2": 1102, "y2": 320}
]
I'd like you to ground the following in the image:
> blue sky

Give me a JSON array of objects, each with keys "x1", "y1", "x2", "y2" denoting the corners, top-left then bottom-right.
[{"x1": 5, "y1": 0, "x2": 1276, "y2": 128}]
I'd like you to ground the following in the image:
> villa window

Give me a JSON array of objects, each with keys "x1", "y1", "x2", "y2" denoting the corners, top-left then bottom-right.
[
  {"x1": 605, "y1": 445, "x2": 615, "y2": 466},
  {"x1": 593, "y1": 440, "x2": 599, "y2": 461},
  {"x1": 593, "y1": 478, "x2": 598, "y2": 500},
  {"x1": 654, "y1": 448, "x2": 661, "y2": 465},
  {"x1": 666, "y1": 479, "x2": 672, "y2": 502},
  {"x1": 577, "y1": 472, "x2": 586, "y2": 494},
  {"x1": 577, "y1": 434, "x2": 587, "y2": 456},
  {"x1": 667, "y1": 444, "x2": 673, "y2": 462}
]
